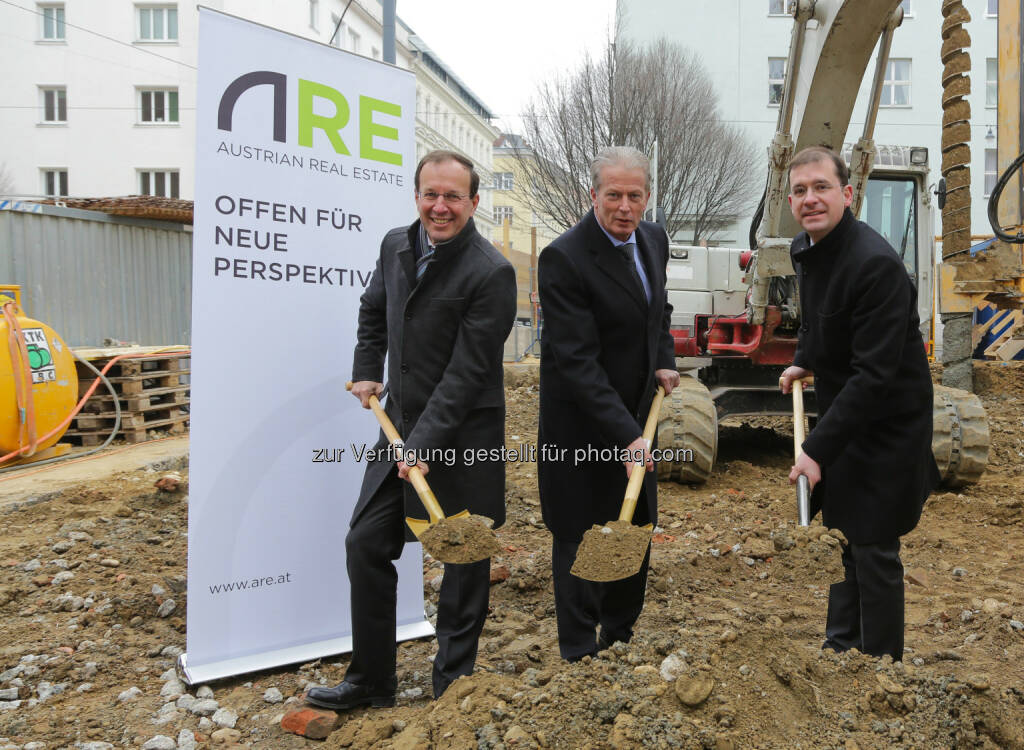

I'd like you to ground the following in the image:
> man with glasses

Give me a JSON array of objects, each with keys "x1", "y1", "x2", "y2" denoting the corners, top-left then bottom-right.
[
  {"x1": 537, "y1": 146, "x2": 679, "y2": 661},
  {"x1": 307, "y1": 150, "x2": 516, "y2": 709},
  {"x1": 780, "y1": 146, "x2": 939, "y2": 661}
]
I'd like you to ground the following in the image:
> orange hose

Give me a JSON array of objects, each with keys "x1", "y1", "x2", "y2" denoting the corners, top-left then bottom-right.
[{"x1": 0, "y1": 336, "x2": 191, "y2": 466}]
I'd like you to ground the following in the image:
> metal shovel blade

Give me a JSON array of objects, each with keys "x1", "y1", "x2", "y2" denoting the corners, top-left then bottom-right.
[
  {"x1": 570, "y1": 519, "x2": 653, "y2": 582},
  {"x1": 408, "y1": 509, "x2": 500, "y2": 565},
  {"x1": 570, "y1": 386, "x2": 666, "y2": 583},
  {"x1": 405, "y1": 509, "x2": 470, "y2": 539}
]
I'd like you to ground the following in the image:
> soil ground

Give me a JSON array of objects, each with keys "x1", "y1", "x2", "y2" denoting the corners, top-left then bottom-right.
[{"x1": 0, "y1": 362, "x2": 1022, "y2": 749}]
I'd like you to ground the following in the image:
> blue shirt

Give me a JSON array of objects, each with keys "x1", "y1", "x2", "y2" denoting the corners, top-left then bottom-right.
[{"x1": 596, "y1": 223, "x2": 652, "y2": 302}]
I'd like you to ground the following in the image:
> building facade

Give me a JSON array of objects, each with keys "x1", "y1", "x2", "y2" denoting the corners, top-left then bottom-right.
[
  {"x1": 0, "y1": 0, "x2": 499, "y2": 235},
  {"x1": 490, "y1": 133, "x2": 562, "y2": 318},
  {"x1": 617, "y1": 0, "x2": 1000, "y2": 244}
]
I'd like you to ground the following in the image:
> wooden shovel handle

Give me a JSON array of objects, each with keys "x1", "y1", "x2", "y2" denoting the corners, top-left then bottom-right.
[
  {"x1": 347, "y1": 382, "x2": 445, "y2": 524},
  {"x1": 790, "y1": 376, "x2": 812, "y2": 459},
  {"x1": 619, "y1": 385, "x2": 666, "y2": 522}
]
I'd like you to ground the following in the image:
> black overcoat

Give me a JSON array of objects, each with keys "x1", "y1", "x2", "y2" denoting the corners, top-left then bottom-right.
[
  {"x1": 351, "y1": 217, "x2": 517, "y2": 532},
  {"x1": 792, "y1": 208, "x2": 940, "y2": 544},
  {"x1": 537, "y1": 210, "x2": 675, "y2": 541}
]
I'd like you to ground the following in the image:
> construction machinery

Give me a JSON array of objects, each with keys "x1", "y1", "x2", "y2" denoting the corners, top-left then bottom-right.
[
  {"x1": 655, "y1": 0, "x2": 1017, "y2": 487},
  {"x1": 938, "y1": 0, "x2": 1024, "y2": 368}
]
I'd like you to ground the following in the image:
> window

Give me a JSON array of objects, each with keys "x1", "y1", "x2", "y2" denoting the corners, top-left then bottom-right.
[
  {"x1": 137, "y1": 5, "x2": 178, "y2": 41},
  {"x1": 494, "y1": 206, "x2": 514, "y2": 226},
  {"x1": 372, "y1": 46, "x2": 380, "y2": 60},
  {"x1": 858, "y1": 178, "x2": 917, "y2": 275},
  {"x1": 768, "y1": 58, "x2": 786, "y2": 105},
  {"x1": 329, "y1": 15, "x2": 342, "y2": 47},
  {"x1": 139, "y1": 89, "x2": 179, "y2": 123},
  {"x1": 768, "y1": 0, "x2": 787, "y2": 15},
  {"x1": 42, "y1": 169, "x2": 68, "y2": 197},
  {"x1": 880, "y1": 59, "x2": 911, "y2": 106},
  {"x1": 987, "y1": 58, "x2": 997, "y2": 108},
  {"x1": 493, "y1": 172, "x2": 514, "y2": 191},
  {"x1": 348, "y1": 28, "x2": 360, "y2": 54},
  {"x1": 40, "y1": 87, "x2": 66, "y2": 123},
  {"x1": 139, "y1": 169, "x2": 180, "y2": 198},
  {"x1": 40, "y1": 4, "x2": 65, "y2": 40},
  {"x1": 985, "y1": 149, "x2": 997, "y2": 196},
  {"x1": 987, "y1": 0, "x2": 998, "y2": 15},
  {"x1": 900, "y1": 0, "x2": 911, "y2": 16},
  {"x1": 308, "y1": 0, "x2": 318, "y2": 30}
]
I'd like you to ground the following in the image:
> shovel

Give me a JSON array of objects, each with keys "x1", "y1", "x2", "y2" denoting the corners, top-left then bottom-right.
[
  {"x1": 347, "y1": 382, "x2": 499, "y2": 564},
  {"x1": 787, "y1": 376, "x2": 813, "y2": 527},
  {"x1": 570, "y1": 385, "x2": 666, "y2": 582}
]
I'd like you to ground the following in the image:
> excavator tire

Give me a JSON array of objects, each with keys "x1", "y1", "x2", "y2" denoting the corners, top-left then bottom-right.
[
  {"x1": 656, "y1": 377, "x2": 718, "y2": 484},
  {"x1": 932, "y1": 385, "x2": 989, "y2": 487}
]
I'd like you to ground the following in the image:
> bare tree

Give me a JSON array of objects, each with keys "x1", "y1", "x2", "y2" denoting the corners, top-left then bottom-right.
[
  {"x1": 514, "y1": 38, "x2": 760, "y2": 244},
  {"x1": 0, "y1": 163, "x2": 14, "y2": 196}
]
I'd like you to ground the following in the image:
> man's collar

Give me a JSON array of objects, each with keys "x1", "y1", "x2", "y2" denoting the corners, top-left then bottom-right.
[
  {"x1": 407, "y1": 216, "x2": 477, "y2": 254},
  {"x1": 596, "y1": 220, "x2": 637, "y2": 248},
  {"x1": 793, "y1": 208, "x2": 855, "y2": 259}
]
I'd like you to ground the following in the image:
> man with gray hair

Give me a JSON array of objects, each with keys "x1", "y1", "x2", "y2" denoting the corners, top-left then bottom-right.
[{"x1": 537, "y1": 146, "x2": 679, "y2": 661}]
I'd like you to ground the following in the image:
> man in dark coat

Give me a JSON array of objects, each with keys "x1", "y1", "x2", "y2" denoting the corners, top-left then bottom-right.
[
  {"x1": 538, "y1": 146, "x2": 679, "y2": 661},
  {"x1": 780, "y1": 146, "x2": 939, "y2": 661},
  {"x1": 306, "y1": 151, "x2": 516, "y2": 709}
]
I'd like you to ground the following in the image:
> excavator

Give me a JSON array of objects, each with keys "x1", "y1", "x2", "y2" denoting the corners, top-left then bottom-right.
[{"x1": 656, "y1": 0, "x2": 1022, "y2": 487}]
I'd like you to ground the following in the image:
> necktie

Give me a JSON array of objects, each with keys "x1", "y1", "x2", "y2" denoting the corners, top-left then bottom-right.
[
  {"x1": 622, "y1": 242, "x2": 647, "y2": 302},
  {"x1": 416, "y1": 247, "x2": 434, "y2": 279}
]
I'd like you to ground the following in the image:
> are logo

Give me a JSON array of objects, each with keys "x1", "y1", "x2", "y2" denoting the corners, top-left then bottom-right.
[
  {"x1": 23, "y1": 328, "x2": 56, "y2": 384},
  {"x1": 217, "y1": 70, "x2": 403, "y2": 166}
]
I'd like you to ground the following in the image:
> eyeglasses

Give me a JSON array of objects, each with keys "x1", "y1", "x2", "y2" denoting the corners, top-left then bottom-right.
[
  {"x1": 790, "y1": 182, "x2": 839, "y2": 198},
  {"x1": 418, "y1": 190, "x2": 470, "y2": 204}
]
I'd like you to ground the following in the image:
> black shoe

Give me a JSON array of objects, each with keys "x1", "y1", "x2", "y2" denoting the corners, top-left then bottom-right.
[{"x1": 305, "y1": 680, "x2": 396, "y2": 710}]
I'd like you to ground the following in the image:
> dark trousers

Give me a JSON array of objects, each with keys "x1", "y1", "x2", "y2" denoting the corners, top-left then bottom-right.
[
  {"x1": 824, "y1": 538, "x2": 904, "y2": 661},
  {"x1": 550, "y1": 537, "x2": 650, "y2": 661},
  {"x1": 344, "y1": 470, "x2": 490, "y2": 698}
]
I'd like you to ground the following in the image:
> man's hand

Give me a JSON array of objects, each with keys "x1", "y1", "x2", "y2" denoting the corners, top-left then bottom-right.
[
  {"x1": 788, "y1": 452, "x2": 821, "y2": 490},
  {"x1": 779, "y1": 366, "x2": 812, "y2": 395},
  {"x1": 350, "y1": 380, "x2": 384, "y2": 408},
  {"x1": 398, "y1": 459, "x2": 429, "y2": 481},
  {"x1": 623, "y1": 436, "x2": 653, "y2": 478},
  {"x1": 655, "y1": 368, "x2": 681, "y2": 396}
]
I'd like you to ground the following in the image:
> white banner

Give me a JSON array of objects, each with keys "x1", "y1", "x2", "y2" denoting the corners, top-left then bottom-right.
[{"x1": 183, "y1": 9, "x2": 430, "y2": 685}]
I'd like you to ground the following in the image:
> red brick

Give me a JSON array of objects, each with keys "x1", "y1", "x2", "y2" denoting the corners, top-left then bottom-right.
[
  {"x1": 281, "y1": 707, "x2": 339, "y2": 739},
  {"x1": 489, "y1": 565, "x2": 511, "y2": 584},
  {"x1": 155, "y1": 476, "x2": 181, "y2": 492}
]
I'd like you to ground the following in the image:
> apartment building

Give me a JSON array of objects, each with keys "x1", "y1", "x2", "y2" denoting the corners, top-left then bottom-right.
[{"x1": 0, "y1": 0, "x2": 499, "y2": 234}]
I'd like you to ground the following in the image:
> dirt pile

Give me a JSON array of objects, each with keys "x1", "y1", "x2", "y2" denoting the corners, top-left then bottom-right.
[
  {"x1": 418, "y1": 515, "x2": 501, "y2": 564},
  {"x1": 0, "y1": 362, "x2": 1021, "y2": 748}
]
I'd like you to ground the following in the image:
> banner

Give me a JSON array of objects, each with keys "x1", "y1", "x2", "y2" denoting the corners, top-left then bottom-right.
[{"x1": 182, "y1": 9, "x2": 430, "y2": 684}]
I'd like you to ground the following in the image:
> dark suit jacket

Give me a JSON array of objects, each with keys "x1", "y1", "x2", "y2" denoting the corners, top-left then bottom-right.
[
  {"x1": 792, "y1": 208, "x2": 939, "y2": 543},
  {"x1": 351, "y1": 217, "x2": 517, "y2": 532},
  {"x1": 537, "y1": 210, "x2": 675, "y2": 540}
]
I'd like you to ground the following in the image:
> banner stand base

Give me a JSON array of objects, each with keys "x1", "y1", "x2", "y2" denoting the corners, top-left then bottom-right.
[{"x1": 177, "y1": 619, "x2": 436, "y2": 685}]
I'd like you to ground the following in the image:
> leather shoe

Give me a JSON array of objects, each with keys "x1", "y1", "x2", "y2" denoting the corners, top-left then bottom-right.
[{"x1": 305, "y1": 680, "x2": 395, "y2": 710}]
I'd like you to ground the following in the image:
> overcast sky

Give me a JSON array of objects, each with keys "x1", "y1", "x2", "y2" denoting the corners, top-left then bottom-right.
[{"x1": 396, "y1": 0, "x2": 617, "y2": 133}]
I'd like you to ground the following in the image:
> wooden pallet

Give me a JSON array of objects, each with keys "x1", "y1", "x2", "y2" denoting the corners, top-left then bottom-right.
[
  {"x1": 982, "y1": 310, "x2": 1024, "y2": 360},
  {"x1": 67, "y1": 347, "x2": 190, "y2": 445}
]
